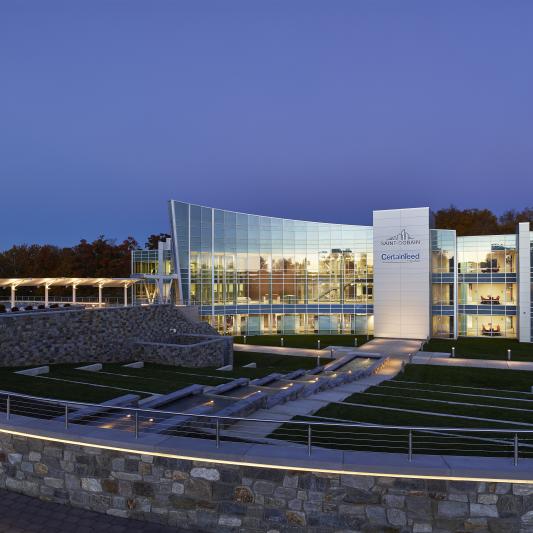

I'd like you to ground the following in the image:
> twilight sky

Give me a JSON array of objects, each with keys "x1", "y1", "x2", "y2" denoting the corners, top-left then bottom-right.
[{"x1": 0, "y1": 1, "x2": 532, "y2": 249}]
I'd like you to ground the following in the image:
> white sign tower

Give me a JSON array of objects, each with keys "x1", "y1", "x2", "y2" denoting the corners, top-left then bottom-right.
[{"x1": 373, "y1": 207, "x2": 432, "y2": 339}]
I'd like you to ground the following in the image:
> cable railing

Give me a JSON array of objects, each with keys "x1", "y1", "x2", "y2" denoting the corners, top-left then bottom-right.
[{"x1": 1, "y1": 390, "x2": 532, "y2": 465}]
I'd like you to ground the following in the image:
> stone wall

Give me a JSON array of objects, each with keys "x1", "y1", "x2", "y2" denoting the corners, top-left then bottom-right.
[
  {"x1": 0, "y1": 305, "x2": 230, "y2": 367},
  {"x1": 135, "y1": 337, "x2": 231, "y2": 368},
  {"x1": 0, "y1": 432, "x2": 531, "y2": 532}
]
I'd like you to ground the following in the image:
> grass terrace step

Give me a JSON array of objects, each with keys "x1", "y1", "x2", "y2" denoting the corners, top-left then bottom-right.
[
  {"x1": 423, "y1": 337, "x2": 533, "y2": 361},
  {"x1": 234, "y1": 334, "x2": 371, "y2": 349}
]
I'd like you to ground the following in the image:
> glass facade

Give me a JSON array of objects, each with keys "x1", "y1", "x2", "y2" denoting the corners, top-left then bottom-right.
[
  {"x1": 456, "y1": 235, "x2": 518, "y2": 339},
  {"x1": 431, "y1": 229, "x2": 455, "y2": 338},
  {"x1": 170, "y1": 201, "x2": 374, "y2": 335},
  {"x1": 131, "y1": 249, "x2": 174, "y2": 304},
  {"x1": 126, "y1": 202, "x2": 532, "y2": 341}
]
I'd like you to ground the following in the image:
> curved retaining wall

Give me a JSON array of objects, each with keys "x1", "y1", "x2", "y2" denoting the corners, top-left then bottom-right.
[{"x1": 0, "y1": 429, "x2": 532, "y2": 532}]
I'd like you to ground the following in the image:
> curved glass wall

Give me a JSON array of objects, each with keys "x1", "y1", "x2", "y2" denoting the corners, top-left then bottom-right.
[{"x1": 170, "y1": 201, "x2": 374, "y2": 335}]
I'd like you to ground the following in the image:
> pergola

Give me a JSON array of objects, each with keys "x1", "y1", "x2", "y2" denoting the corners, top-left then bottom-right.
[{"x1": 0, "y1": 278, "x2": 139, "y2": 307}]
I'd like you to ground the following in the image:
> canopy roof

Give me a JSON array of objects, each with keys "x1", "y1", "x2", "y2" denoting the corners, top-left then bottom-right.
[{"x1": 0, "y1": 278, "x2": 138, "y2": 288}]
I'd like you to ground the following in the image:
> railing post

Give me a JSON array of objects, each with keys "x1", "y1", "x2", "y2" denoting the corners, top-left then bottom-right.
[
  {"x1": 134, "y1": 411, "x2": 139, "y2": 439},
  {"x1": 408, "y1": 430, "x2": 413, "y2": 462},
  {"x1": 6, "y1": 395, "x2": 10, "y2": 421},
  {"x1": 216, "y1": 418, "x2": 220, "y2": 448},
  {"x1": 514, "y1": 434, "x2": 519, "y2": 466},
  {"x1": 308, "y1": 425, "x2": 312, "y2": 456},
  {"x1": 64, "y1": 404, "x2": 69, "y2": 430}
]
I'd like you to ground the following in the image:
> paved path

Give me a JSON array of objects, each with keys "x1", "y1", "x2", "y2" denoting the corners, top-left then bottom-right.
[
  {"x1": 413, "y1": 353, "x2": 533, "y2": 371},
  {"x1": 353, "y1": 338, "x2": 424, "y2": 359},
  {"x1": 234, "y1": 337, "x2": 423, "y2": 360},
  {"x1": 0, "y1": 489, "x2": 189, "y2": 533},
  {"x1": 234, "y1": 343, "x2": 325, "y2": 358},
  {"x1": 223, "y1": 358, "x2": 404, "y2": 440}
]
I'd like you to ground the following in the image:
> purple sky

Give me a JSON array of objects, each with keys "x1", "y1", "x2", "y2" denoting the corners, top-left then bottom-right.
[{"x1": 1, "y1": 1, "x2": 532, "y2": 249}]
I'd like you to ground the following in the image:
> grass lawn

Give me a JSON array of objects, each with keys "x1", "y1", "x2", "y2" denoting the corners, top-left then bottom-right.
[
  {"x1": 269, "y1": 363, "x2": 533, "y2": 457},
  {"x1": 233, "y1": 334, "x2": 371, "y2": 349},
  {"x1": 271, "y1": 414, "x2": 523, "y2": 457},
  {"x1": 0, "y1": 351, "x2": 328, "y2": 403},
  {"x1": 0, "y1": 366, "x2": 122, "y2": 403},
  {"x1": 399, "y1": 364, "x2": 533, "y2": 391},
  {"x1": 423, "y1": 337, "x2": 533, "y2": 360}
]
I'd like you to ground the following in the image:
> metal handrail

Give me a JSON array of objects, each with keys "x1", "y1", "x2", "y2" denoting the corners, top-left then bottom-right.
[{"x1": 2, "y1": 390, "x2": 533, "y2": 434}]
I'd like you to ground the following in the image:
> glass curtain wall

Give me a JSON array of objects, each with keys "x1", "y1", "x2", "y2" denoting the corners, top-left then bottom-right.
[
  {"x1": 431, "y1": 229, "x2": 455, "y2": 338},
  {"x1": 457, "y1": 235, "x2": 517, "y2": 338},
  {"x1": 170, "y1": 201, "x2": 374, "y2": 335}
]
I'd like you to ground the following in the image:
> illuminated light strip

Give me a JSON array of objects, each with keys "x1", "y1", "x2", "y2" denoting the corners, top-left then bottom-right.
[{"x1": 2, "y1": 427, "x2": 533, "y2": 484}]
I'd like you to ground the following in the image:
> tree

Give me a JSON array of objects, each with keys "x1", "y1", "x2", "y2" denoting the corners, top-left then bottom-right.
[
  {"x1": 498, "y1": 207, "x2": 533, "y2": 234},
  {"x1": 434, "y1": 206, "x2": 500, "y2": 236},
  {"x1": 145, "y1": 233, "x2": 171, "y2": 250},
  {"x1": 0, "y1": 236, "x2": 139, "y2": 278}
]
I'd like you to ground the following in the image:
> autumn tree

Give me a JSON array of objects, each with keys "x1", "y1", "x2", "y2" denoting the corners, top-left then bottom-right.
[{"x1": 145, "y1": 233, "x2": 171, "y2": 250}]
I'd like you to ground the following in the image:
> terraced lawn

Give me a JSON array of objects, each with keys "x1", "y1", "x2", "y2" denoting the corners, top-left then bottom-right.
[
  {"x1": 0, "y1": 351, "x2": 329, "y2": 404},
  {"x1": 423, "y1": 337, "x2": 533, "y2": 361},
  {"x1": 269, "y1": 364, "x2": 533, "y2": 458}
]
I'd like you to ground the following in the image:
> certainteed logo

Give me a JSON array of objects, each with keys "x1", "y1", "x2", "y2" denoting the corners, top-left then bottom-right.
[{"x1": 380, "y1": 228, "x2": 421, "y2": 246}]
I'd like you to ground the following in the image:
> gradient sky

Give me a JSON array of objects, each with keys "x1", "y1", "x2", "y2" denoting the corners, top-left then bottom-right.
[{"x1": 1, "y1": 1, "x2": 532, "y2": 249}]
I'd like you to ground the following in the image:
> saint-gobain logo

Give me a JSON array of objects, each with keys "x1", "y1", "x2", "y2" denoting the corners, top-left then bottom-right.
[{"x1": 380, "y1": 228, "x2": 421, "y2": 246}]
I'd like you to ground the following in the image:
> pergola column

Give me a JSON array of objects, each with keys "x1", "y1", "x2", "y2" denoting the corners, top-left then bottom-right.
[
  {"x1": 10, "y1": 284, "x2": 16, "y2": 308},
  {"x1": 123, "y1": 284, "x2": 128, "y2": 307},
  {"x1": 44, "y1": 283, "x2": 50, "y2": 307},
  {"x1": 98, "y1": 284, "x2": 103, "y2": 307},
  {"x1": 72, "y1": 284, "x2": 77, "y2": 304}
]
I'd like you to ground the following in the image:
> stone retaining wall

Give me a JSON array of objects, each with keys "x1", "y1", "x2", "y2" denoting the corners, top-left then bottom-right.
[
  {"x1": 0, "y1": 432, "x2": 531, "y2": 532},
  {"x1": 0, "y1": 305, "x2": 230, "y2": 367},
  {"x1": 134, "y1": 337, "x2": 231, "y2": 368}
]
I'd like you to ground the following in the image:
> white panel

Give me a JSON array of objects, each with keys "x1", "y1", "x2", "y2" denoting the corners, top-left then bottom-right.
[
  {"x1": 518, "y1": 222, "x2": 532, "y2": 343},
  {"x1": 373, "y1": 207, "x2": 431, "y2": 339}
]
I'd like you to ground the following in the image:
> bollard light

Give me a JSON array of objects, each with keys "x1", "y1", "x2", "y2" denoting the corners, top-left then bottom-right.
[
  {"x1": 508, "y1": 349, "x2": 511, "y2": 361},
  {"x1": 330, "y1": 348, "x2": 334, "y2": 359},
  {"x1": 354, "y1": 337, "x2": 358, "y2": 347},
  {"x1": 451, "y1": 347, "x2": 455, "y2": 358},
  {"x1": 318, "y1": 339, "x2": 321, "y2": 350},
  {"x1": 316, "y1": 354, "x2": 320, "y2": 367},
  {"x1": 243, "y1": 335, "x2": 247, "y2": 344},
  {"x1": 281, "y1": 337, "x2": 284, "y2": 347}
]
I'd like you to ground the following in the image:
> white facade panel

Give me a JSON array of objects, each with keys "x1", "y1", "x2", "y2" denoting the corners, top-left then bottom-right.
[
  {"x1": 373, "y1": 207, "x2": 431, "y2": 339},
  {"x1": 518, "y1": 222, "x2": 532, "y2": 343}
]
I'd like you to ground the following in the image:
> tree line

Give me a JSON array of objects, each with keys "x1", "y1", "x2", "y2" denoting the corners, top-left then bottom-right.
[
  {"x1": 0, "y1": 233, "x2": 169, "y2": 279},
  {"x1": 434, "y1": 206, "x2": 532, "y2": 236}
]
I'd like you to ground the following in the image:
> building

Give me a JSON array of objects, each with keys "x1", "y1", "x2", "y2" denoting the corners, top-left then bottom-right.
[{"x1": 132, "y1": 201, "x2": 532, "y2": 342}]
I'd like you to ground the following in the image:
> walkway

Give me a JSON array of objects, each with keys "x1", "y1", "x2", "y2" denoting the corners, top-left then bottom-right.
[
  {"x1": 222, "y1": 358, "x2": 404, "y2": 441},
  {"x1": 0, "y1": 489, "x2": 188, "y2": 533},
  {"x1": 413, "y1": 352, "x2": 533, "y2": 371},
  {"x1": 234, "y1": 337, "x2": 424, "y2": 360},
  {"x1": 352, "y1": 337, "x2": 424, "y2": 359},
  {"x1": 233, "y1": 343, "x2": 323, "y2": 358}
]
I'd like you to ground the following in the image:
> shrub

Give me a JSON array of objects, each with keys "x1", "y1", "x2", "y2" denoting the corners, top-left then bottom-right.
[
  {"x1": 25, "y1": 305, "x2": 33, "y2": 311},
  {"x1": 11, "y1": 306, "x2": 19, "y2": 312},
  {"x1": 37, "y1": 304, "x2": 45, "y2": 310},
  {"x1": 0, "y1": 304, "x2": 6, "y2": 313},
  {"x1": 63, "y1": 303, "x2": 71, "y2": 307},
  {"x1": 49, "y1": 303, "x2": 59, "y2": 309}
]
